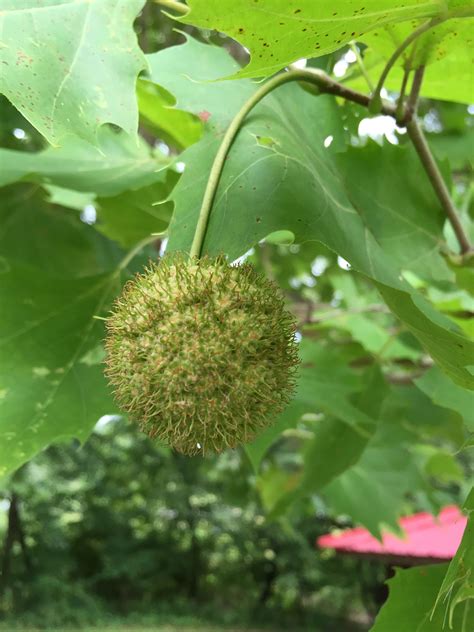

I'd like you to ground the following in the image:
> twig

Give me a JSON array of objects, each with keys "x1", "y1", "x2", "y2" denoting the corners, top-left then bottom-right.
[
  {"x1": 349, "y1": 41, "x2": 374, "y2": 92},
  {"x1": 370, "y1": 17, "x2": 441, "y2": 111},
  {"x1": 394, "y1": 36, "x2": 422, "y2": 124},
  {"x1": 304, "y1": 304, "x2": 390, "y2": 325},
  {"x1": 0, "y1": 494, "x2": 32, "y2": 598},
  {"x1": 371, "y1": 5, "x2": 474, "y2": 110},
  {"x1": 386, "y1": 371, "x2": 426, "y2": 385},
  {"x1": 402, "y1": 65, "x2": 426, "y2": 125},
  {"x1": 190, "y1": 67, "x2": 397, "y2": 258},
  {"x1": 407, "y1": 118, "x2": 472, "y2": 254},
  {"x1": 153, "y1": 0, "x2": 188, "y2": 15},
  {"x1": 118, "y1": 235, "x2": 161, "y2": 271},
  {"x1": 395, "y1": 66, "x2": 412, "y2": 123},
  {"x1": 316, "y1": 72, "x2": 396, "y2": 115}
]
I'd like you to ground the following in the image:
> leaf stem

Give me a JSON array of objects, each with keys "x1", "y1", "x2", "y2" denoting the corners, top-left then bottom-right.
[
  {"x1": 190, "y1": 72, "x2": 303, "y2": 257},
  {"x1": 371, "y1": 6, "x2": 474, "y2": 110},
  {"x1": 370, "y1": 17, "x2": 442, "y2": 111},
  {"x1": 406, "y1": 118, "x2": 472, "y2": 255},
  {"x1": 189, "y1": 68, "x2": 397, "y2": 258},
  {"x1": 403, "y1": 65, "x2": 425, "y2": 125},
  {"x1": 349, "y1": 41, "x2": 374, "y2": 92},
  {"x1": 189, "y1": 61, "x2": 470, "y2": 259},
  {"x1": 118, "y1": 235, "x2": 160, "y2": 271},
  {"x1": 395, "y1": 66, "x2": 412, "y2": 123},
  {"x1": 153, "y1": 0, "x2": 188, "y2": 15}
]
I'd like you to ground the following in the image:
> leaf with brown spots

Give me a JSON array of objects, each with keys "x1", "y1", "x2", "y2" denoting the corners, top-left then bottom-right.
[
  {"x1": 148, "y1": 37, "x2": 474, "y2": 389},
  {"x1": 350, "y1": 17, "x2": 474, "y2": 104},
  {"x1": 0, "y1": 0, "x2": 147, "y2": 145},
  {"x1": 176, "y1": 0, "x2": 451, "y2": 78}
]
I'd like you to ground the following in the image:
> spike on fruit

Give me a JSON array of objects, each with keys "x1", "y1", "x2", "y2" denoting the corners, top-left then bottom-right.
[{"x1": 105, "y1": 253, "x2": 299, "y2": 456}]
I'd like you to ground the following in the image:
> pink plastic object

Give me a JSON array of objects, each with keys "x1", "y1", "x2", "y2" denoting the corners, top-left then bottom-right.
[{"x1": 317, "y1": 506, "x2": 467, "y2": 563}]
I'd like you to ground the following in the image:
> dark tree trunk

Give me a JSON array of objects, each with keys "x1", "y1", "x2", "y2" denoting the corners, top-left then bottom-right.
[
  {"x1": 258, "y1": 561, "x2": 278, "y2": 606},
  {"x1": 188, "y1": 525, "x2": 201, "y2": 599},
  {"x1": 0, "y1": 493, "x2": 32, "y2": 599}
]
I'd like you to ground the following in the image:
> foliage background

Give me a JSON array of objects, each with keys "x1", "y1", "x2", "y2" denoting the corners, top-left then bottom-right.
[{"x1": 0, "y1": 0, "x2": 473, "y2": 630}]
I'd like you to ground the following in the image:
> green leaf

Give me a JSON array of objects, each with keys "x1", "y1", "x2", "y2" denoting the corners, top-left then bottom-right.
[
  {"x1": 245, "y1": 398, "x2": 308, "y2": 472},
  {"x1": 178, "y1": 0, "x2": 450, "y2": 79},
  {"x1": 433, "y1": 488, "x2": 474, "y2": 630},
  {"x1": 0, "y1": 263, "x2": 118, "y2": 478},
  {"x1": 319, "y1": 312, "x2": 422, "y2": 361},
  {"x1": 257, "y1": 466, "x2": 301, "y2": 512},
  {"x1": 383, "y1": 385, "x2": 465, "y2": 447},
  {"x1": 416, "y1": 367, "x2": 474, "y2": 431},
  {"x1": 321, "y1": 378, "x2": 466, "y2": 534},
  {"x1": 95, "y1": 173, "x2": 179, "y2": 248},
  {"x1": 146, "y1": 35, "x2": 349, "y2": 146},
  {"x1": 0, "y1": 0, "x2": 146, "y2": 144},
  {"x1": 323, "y1": 420, "x2": 427, "y2": 537},
  {"x1": 264, "y1": 366, "x2": 388, "y2": 517},
  {"x1": 245, "y1": 342, "x2": 378, "y2": 471},
  {"x1": 0, "y1": 128, "x2": 165, "y2": 196},
  {"x1": 370, "y1": 564, "x2": 470, "y2": 632},
  {"x1": 428, "y1": 128, "x2": 474, "y2": 170},
  {"x1": 0, "y1": 184, "x2": 123, "y2": 278},
  {"x1": 297, "y1": 344, "x2": 379, "y2": 435},
  {"x1": 0, "y1": 182, "x2": 134, "y2": 478},
  {"x1": 425, "y1": 451, "x2": 464, "y2": 483},
  {"x1": 377, "y1": 285, "x2": 474, "y2": 390},
  {"x1": 335, "y1": 142, "x2": 453, "y2": 283},
  {"x1": 357, "y1": 17, "x2": 474, "y2": 105},
  {"x1": 44, "y1": 185, "x2": 95, "y2": 211},
  {"x1": 146, "y1": 36, "x2": 274, "y2": 134},
  {"x1": 152, "y1": 38, "x2": 474, "y2": 389},
  {"x1": 137, "y1": 79, "x2": 202, "y2": 149}
]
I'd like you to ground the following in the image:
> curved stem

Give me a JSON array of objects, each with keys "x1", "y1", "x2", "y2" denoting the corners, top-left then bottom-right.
[
  {"x1": 190, "y1": 70, "x2": 322, "y2": 258},
  {"x1": 395, "y1": 66, "x2": 412, "y2": 123},
  {"x1": 395, "y1": 37, "x2": 420, "y2": 123},
  {"x1": 118, "y1": 235, "x2": 160, "y2": 271},
  {"x1": 371, "y1": 6, "x2": 474, "y2": 109},
  {"x1": 187, "y1": 64, "x2": 470, "y2": 260},
  {"x1": 403, "y1": 65, "x2": 425, "y2": 125},
  {"x1": 370, "y1": 17, "x2": 442, "y2": 111},
  {"x1": 350, "y1": 41, "x2": 374, "y2": 92},
  {"x1": 407, "y1": 118, "x2": 472, "y2": 255},
  {"x1": 189, "y1": 68, "x2": 396, "y2": 258},
  {"x1": 153, "y1": 0, "x2": 188, "y2": 15}
]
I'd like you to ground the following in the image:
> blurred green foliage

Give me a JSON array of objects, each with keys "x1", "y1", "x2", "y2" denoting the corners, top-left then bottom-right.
[
  {"x1": 0, "y1": 418, "x2": 380, "y2": 630},
  {"x1": 0, "y1": 3, "x2": 473, "y2": 630}
]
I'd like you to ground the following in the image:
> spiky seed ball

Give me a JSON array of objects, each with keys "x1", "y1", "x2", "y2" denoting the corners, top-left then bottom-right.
[{"x1": 105, "y1": 253, "x2": 299, "y2": 456}]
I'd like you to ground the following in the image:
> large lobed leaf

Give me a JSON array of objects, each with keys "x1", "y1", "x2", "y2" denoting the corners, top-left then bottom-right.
[
  {"x1": 148, "y1": 37, "x2": 474, "y2": 389},
  {"x1": 432, "y1": 488, "x2": 474, "y2": 630},
  {"x1": 0, "y1": 128, "x2": 166, "y2": 197},
  {"x1": 323, "y1": 421, "x2": 428, "y2": 537},
  {"x1": 177, "y1": 0, "x2": 448, "y2": 79},
  {"x1": 0, "y1": 265, "x2": 118, "y2": 478},
  {"x1": 255, "y1": 365, "x2": 387, "y2": 520},
  {"x1": 347, "y1": 16, "x2": 474, "y2": 104},
  {"x1": 416, "y1": 367, "x2": 474, "y2": 431},
  {"x1": 245, "y1": 344, "x2": 380, "y2": 472},
  {"x1": 0, "y1": 184, "x2": 122, "y2": 277},
  {"x1": 0, "y1": 0, "x2": 146, "y2": 145},
  {"x1": 0, "y1": 184, "x2": 125, "y2": 477},
  {"x1": 251, "y1": 352, "x2": 462, "y2": 534},
  {"x1": 334, "y1": 144, "x2": 452, "y2": 283},
  {"x1": 370, "y1": 563, "x2": 471, "y2": 632}
]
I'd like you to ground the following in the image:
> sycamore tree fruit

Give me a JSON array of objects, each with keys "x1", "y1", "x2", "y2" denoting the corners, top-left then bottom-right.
[{"x1": 105, "y1": 253, "x2": 299, "y2": 455}]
